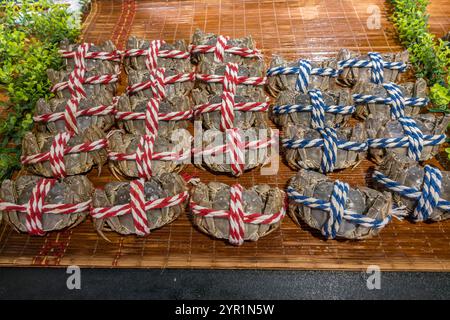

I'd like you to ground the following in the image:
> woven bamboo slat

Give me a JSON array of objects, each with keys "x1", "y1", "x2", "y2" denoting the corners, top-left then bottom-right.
[{"x1": 0, "y1": 0, "x2": 449, "y2": 270}]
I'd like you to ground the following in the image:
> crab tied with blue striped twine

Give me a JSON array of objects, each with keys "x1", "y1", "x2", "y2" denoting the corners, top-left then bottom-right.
[
  {"x1": 283, "y1": 127, "x2": 367, "y2": 173},
  {"x1": 273, "y1": 89, "x2": 355, "y2": 128},
  {"x1": 352, "y1": 82, "x2": 428, "y2": 119},
  {"x1": 373, "y1": 166, "x2": 449, "y2": 222},
  {"x1": 287, "y1": 182, "x2": 392, "y2": 239},
  {"x1": 267, "y1": 59, "x2": 340, "y2": 93},
  {"x1": 338, "y1": 52, "x2": 407, "y2": 84},
  {"x1": 367, "y1": 116, "x2": 445, "y2": 161}
]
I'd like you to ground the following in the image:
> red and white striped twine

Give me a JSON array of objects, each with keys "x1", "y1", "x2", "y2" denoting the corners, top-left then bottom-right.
[
  {"x1": 47, "y1": 43, "x2": 120, "y2": 133},
  {"x1": 21, "y1": 132, "x2": 107, "y2": 179},
  {"x1": 108, "y1": 134, "x2": 191, "y2": 180},
  {"x1": 0, "y1": 178, "x2": 91, "y2": 236},
  {"x1": 90, "y1": 178, "x2": 189, "y2": 236},
  {"x1": 123, "y1": 40, "x2": 190, "y2": 72},
  {"x1": 189, "y1": 35, "x2": 262, "y2": 62},
  {"x1": 193, "y1": 128, "x2": 277, "y2": 176},
  {"x1": 190, "y1": 184, "x2": 286, "y2": 245},
  {"x1": 195, "y1": 62, "x2": 268, "y2": 131}
]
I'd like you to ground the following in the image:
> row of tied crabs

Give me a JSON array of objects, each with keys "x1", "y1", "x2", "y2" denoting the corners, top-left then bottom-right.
[{"x1": 0, "y1": 30, "x2": 448, "y2": 245}]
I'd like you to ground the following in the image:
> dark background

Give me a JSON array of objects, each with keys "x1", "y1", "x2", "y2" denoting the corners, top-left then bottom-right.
[{"x1": 0, "y1": 268, "x2": 449, "y2": 299}]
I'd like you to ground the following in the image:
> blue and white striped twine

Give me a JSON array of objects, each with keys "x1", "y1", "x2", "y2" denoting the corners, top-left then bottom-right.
[
  {"x1": 287, "y1": 183, "x2": 392, "y2": 239},
  {"x1": 373, "y1": 166, "x2": 449, "y2": 221},
  {"x1": 273, "y1": 89, "x2": 355, "y2": 128}
]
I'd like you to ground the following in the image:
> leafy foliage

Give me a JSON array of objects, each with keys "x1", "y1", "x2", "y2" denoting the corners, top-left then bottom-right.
[
  {"x1": 390, "y1": 0, "x2": 450, "y2": 112},
  {"x1": 0, "y1": 0, "x2": 81, "y2": 180}
]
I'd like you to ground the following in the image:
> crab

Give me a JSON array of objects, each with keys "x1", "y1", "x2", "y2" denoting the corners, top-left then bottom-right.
[
  {"x1": 353, "y1": 78, "x2": 427, "y2": 120},
  {"x1": 107, "y1": 129, "x2": 191, "y2": 179},
  {"x1": 376, "y1": 153, "x2": 450, "y2": 222},
  {"x1": 116, "y1": 93, "x2": 191, "y2": 137},
  {"x1": 195, "y1": 127, "x2": 273, "y2": 175},
  {"x1": 266, "y1": 55, "x2": 343, "y2": 98},
  {"x1": 34, "y1": 88, "x2": 116, "y2": 134},
  {"x1": 288, "y1": 169, "x2": 393, "y2": 239},
  {"x1": 47, "y1": 61, "x2": 119, "y2": 100},
  {"x1": 92, "y1": 173, "x2": 187, "y2": 236},
  {"x1": 21, "y1": 127, "x2": 107, "y2": 177},
  {"x1": 271, "y1": 88, "x2": 353, "y2": 128},
  {"x1": 283, "y1": 123, "x2": 367, "y2": 171},
  {"x1": 366, "y1": 113, "x2": 450, "y2": 164},
  {"x1": 191, "y1": 29, "x2": 261, "y2": 66},
  {"x1": 190, "y1": 182, "x2": 285, "y2": 243},
  {"x1": 192, "y1": 86, "x2": 268, "y2": 130},
  {"x1": 0, "y1": 175, "x2": 93, "y2": 234},
  {"x1": 59, "y1": 40, "x2": 119, "y2": 73},
  {"x1": 124, "y1": 37, "x2": 192, "y2": 74},
  {"x1": 336, "y1": 49, "x2": 409, "y2": 87}
]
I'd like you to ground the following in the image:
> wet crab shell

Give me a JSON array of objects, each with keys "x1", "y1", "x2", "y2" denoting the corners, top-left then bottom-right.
[
  {"x1": 107, "y1": 130, "x2": 192, "y2": 178},
  {"x1": 288, "y1": 169, "x2": 392, "y2": 239},
  {"x1": 92, "y1": 173, "x2": 187, "y2": 236},
  {"x1": 283, "y1": 123, "x2": 367, "y2": 171},
  {"x1": 192, "y1": 88, "x2": 268, "y2": 131},
  {"x1": 0, "y1": 175, "x2": 93, "y2": 234},
  {"x1": 34, "y1": 90, "x2": 116, "y2": 134},
  {"x1": 59, "y1": 40, "x2": 120, "y2": 73},
  {"x1": 124, "y1": 37, "x2": 192, "y2": 74},
  {"x1": 266, "y1": 55, "x2": 343, "y2": 98},
  {"x1": 366, "y1": 113, "x2": 450, "y2": 164},
  {"x1": 377, "y1": 153, "x2": 450, "y2": 222},
  {"x1": 272, "y1": 89, "x2": 352, "y2": 128},
  {"x1": 21, "y1": 127, "x2": 107, "y2": 177},
  {"x1": 191, "y1": 29, "x2": 261, "y2": 66},
  {"x1": 191, "y1": 182, "x2": 285, "y2": 243},
  {"x1": 116, "y1": 94, "x2": 191, "y2": 136},
  {"x1": 336, "y1": 49, "x2": 409, "y2": 87},
  {"x1": 47, "y1": 62, "x2": 119, "y2": 100},
  {"x1": 195, "y1": 127, "x2": 273, "y2": 176},
  {"x1": 353, "y1": 78, "x2": 427, "y2": 120}
]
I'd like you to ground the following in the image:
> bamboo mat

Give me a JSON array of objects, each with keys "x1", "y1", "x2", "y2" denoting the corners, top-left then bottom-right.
[{"x1": 1, "y1": 0, "x2": 449, "y2": 271}]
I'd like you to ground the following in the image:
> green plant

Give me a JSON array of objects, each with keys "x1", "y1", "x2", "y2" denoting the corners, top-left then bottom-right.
[
  {"x1": 390, "y1": 0, "x2": 450, "y2": 112},
  {"x1": 0, "y1": 0, "x2": 81, "y2": 180}
]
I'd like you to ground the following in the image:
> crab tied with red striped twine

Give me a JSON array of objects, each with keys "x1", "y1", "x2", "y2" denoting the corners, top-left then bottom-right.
[
  {"x1": 195, "y1": 62, "x2": 268, "y2": 131},
  {"x1": 193, "y1": 128, "x2": 277, "y2": 176},
  {"x1": 21, "y1": 132, "x2": 108, "y2": 179},
  {"x1": 48, "y1": 43, "x2": 121, "y2": 134},
  {"x1": 189, "y1": 35, "x2": 262, "y2": 63},
  {"x1": 0, "y1": 178, "x2": 91, "y2": 236},
  {"x1": 90, "y1": 178, "x2": 189, "y2": 236},
  {"x1": 190, "y1": 184, "x2": 287, "y2": 245}
]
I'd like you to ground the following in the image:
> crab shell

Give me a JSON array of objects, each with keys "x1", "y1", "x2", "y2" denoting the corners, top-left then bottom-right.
[
  {"x1": 271, "y1": 89, "x2": 352, "y2": 128},
  {"x1": 116, "y1": 93, "x2": 191, "y2": 136},
  {"x1": 266, "y1": 55, "x2": 343, "y2": 98},
  {"x1": 92, "y1": 173, "x2": 187, "y2": 236},
  {"x1": 47, "y1": 62, "x2": 119, "y2": 100},
  {"x1": 283, "y1": 123, "x2": 367, "y2": 171},
  {"x1": 366, "y1": 113, "x2": 450, "y2": 164},
  {"x1": 107, "y1": 130, "x2": 192, "y2": 179},
  {"x1": 191, "y1": 29, "x2": 260, "y2": 66},
  {"x1": 124, "y1": 37, "x2": 192, "y2": 74},
  {"x1": 195, "y1": 127, "x2": 273, "y2": 175},
  {"x1": 191, "y1": 182, "x2": 285, "y2": 243},
  {"x1": 288, "y1": 169, "x2": 392, "y2": 239},
  {"x1": 377, "y1": 153, "x2": 450, "y2": 222},
  {"x1": 353, "y1": 78, "x2": 427, "y2": 120},
  {"x1": 0, "y1": 175, "x2": 93, "y2": 234},
  {"x1": 21, "y1": 127, "x2": 107, "y2": 177},
  {"x1": 35, "y1": 90, "x2": 116, "y2": 134},
  {"x1": 59, "y1": 40, "x2": 119, "y2": 73},
  {"x1": 192, "y1": 86, "x2": 269, "y2": 130},
  {"x1": 336, "y1": 49, "x2": 409, "y2": 87}
]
